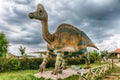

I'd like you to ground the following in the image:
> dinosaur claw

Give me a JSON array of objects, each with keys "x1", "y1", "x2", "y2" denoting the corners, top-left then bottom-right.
[
  {"x1": 84, "y1": 66, "x2": 91, "y2": 69},
  {"x1": 39, "y1": 64, "x2": 45, "y2": 73},
  {"x1": 51, "y1": 69, "x2": 63, "y2": 75}
]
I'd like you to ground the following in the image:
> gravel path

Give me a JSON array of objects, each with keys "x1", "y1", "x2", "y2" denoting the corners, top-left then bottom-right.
[
  {"x1": 35, "y1": 63, "x2": 120, "y2": 80},
  {"x1": 34, "y1": 68, "x2": 90, "y2": 80},
  {"x1": 103, "y1": 62, "x2": 120, "y2": 80},
  {"x1": 34, "y1": 69, "x2": 77, "y2": 80},
  {"x1": 116, "y1": 62, "x2": 120, "y2": 67}
]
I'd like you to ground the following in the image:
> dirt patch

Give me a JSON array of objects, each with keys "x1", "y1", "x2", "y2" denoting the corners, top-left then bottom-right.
[
  {"x1": 103, "y1": 76, "x2": 118, "y2": 80},
  {"x1": 111, "y1": 73, "x2": 120, "y2": 76},
  {"x1": 34, "y1": 69, "x2": 77, "y2": 80},
  {"x1": 103, "y1": 73, "x2": 120, "y2": 80},
  {"x1": 34, "y1": 69, "x2": 90, "y2": 80},
  {"x1": 116, "y1": 63, "x2": 120, "y2": 67}
]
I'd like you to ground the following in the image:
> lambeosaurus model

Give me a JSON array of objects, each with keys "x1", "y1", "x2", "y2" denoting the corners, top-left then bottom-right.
[{"x1": 28, "y1": 3, "x2": 98, "y2": 75}]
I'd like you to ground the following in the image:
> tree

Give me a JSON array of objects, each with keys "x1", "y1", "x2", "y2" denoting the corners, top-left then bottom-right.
[
  {"x1": 101, "y1": 50, "x2": 109, "y2": 59},
  {"x1": 89, "y1": 50, "x2": 102, "y2": 65},
  {"x1": 19, "y1": 46, "x2": 28, "y2": 58},
  {"x1": 0, "y1": 32, "x2": 9, "y2": 58},
  {"x1": 89, "y1": 50, "x2": 99, "y2": 61},
  {"x1": 19, "y1": 46, "x2": 26, "y2": 56}
]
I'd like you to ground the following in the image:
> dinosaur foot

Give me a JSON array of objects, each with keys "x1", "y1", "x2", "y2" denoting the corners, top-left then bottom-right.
[
  {"x1": 62, "y1": 66, "x2": 67, "y2": 70},
  {"x1": 51, "y1": 70, "x2": 63, "y2": 75},
  {"x1": 39, "y1": 65, "x2": 45, "y2": 73},
  {"x1": 84, "y1": 66, "x2": 91, "y2": 69}
]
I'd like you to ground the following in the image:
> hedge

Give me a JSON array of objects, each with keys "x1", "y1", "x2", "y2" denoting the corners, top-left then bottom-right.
[{"x1": 0, "y1": 58, "x2": 95, "y2": 72}]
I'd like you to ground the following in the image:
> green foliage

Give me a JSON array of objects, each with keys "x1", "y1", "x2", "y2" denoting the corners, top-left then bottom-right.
[
  {"x1": 19, "y1": 46, "x2": 26, "y2": 56},
  {"x1": 96, "y1": 65, "x2": 120, "y2": 80},
  {"x1": 19, "y1": 58, "x2": 42, "y2": 70},
  {"x1": 46, "y1": 58, "x2": 55, "y2": 68},
  {"x1": 0, "y1": 72, "x2": 79, "y2": 80},
  {"x1": 67, "y1": 58, "x2": 85, "y2": 65},
  {"x1": 0, "y1": 58, "x2": 12, "y2": 72},
  {"x1": 100, "y1": 50, "x2": 109, "y2": 58},
  {"x1": 0, "y1": 32, "x2": 9, "y2": 58},
  {"x1": 58, "y1": 75, "x2": 79, "y2": 80},
  {"x1": 0, "y1": 58, "x2": 20, "y2": 72},
  {"x1": 6, "y1": 58, "x2": 21, "y2": 70},
  {"x1": 0, "y1": 58, "x2": 95, "y2": 72},
  {"x1": 89, "y1": 50, "x2": 100, "y2": 61}
]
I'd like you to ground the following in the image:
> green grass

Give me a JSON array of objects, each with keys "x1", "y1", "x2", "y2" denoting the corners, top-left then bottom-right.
[
  {"x1": 0, "y1": 70, "x2": 37, "y2": 80},
  {"x1": 68, "y1": 62, "x2": 107, "y2": 68},
  {"x1": 98, "y1": 64, "x2": 120, "y2": 80},
  {"x1": 0, "y1": 62, "x2": 107, "y2": 80},
  {"x1": 0, "y1": 69, "x2": 79, "y2": 80}
]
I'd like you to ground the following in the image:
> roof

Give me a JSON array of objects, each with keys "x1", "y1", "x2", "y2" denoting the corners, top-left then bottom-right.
[{"x1": 114, "y1": 48, "x2": 120, "y2": 53}]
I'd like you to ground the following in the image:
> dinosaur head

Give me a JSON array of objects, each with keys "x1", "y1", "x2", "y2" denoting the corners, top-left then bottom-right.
[{"x1": 28, "y1": 4, "x2": 48, "y2": 21}]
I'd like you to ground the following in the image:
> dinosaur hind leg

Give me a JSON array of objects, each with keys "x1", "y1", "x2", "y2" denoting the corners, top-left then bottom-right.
[
  {"x1": 61, "y1": 52, "x2": 68, "y2": 70},
  {"x1": 39, "y1": 50, "x2": 52, "y2": 73},
  {"x1": 81, "y1": 53, "x2": 91, "y2": 69},
  {"x1": 52, "y1": 52, "x2": 64, "y2": 75}
]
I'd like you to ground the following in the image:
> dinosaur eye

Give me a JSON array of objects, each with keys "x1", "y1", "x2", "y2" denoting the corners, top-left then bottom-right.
[{"x1": 39, "y1": 10, "x2": 42, "y2": 13}]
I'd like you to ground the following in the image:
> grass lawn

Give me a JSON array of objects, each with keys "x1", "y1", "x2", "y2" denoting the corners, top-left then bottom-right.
[
  {"x1": 0, "y1": 62, "x2": 107, "y2": 80},
  {"x1": 102, "y1": 65, "x2": 120, "y2": 80}
]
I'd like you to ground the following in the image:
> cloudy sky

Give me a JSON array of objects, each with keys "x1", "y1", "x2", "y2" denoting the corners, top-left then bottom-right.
[{"x1": 0, "y1": 0, "x2": 120, "y2": 55}]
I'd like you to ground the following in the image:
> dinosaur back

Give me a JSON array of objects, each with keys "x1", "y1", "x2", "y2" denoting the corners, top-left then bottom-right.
[
  {"x1": 54, "y1": 23, "x2": 98, "y2": 49},
  {"x1": 55, "y1": 23, "x2": 81, "y2": 33}
]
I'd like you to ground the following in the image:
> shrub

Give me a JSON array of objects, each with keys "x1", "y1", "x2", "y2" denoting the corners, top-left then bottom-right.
[
  {"x1": 19, "y1": 58, "x2": 30, "y2": 70},
  {"x1": 28, "y1": 58, "x2": 43, "y2": 69},
  {"x1": 46, "y1": 58, "x2": 55, "y2": 68},
  {"x1": 19, "y1": 58, "x2": 43, "y2": 70},
  {"x1": 0, "y1": 58, "x2": 95, "y2": 72},
  {"x1": 67, "y1": 58, "x2": 85, "y2": 65},
  {"x1": 0, "y1": 58, "x2": 13, "y2": 72},
  {"x1": 6, "y1": 58, "x2": 20, "y2": 70}
]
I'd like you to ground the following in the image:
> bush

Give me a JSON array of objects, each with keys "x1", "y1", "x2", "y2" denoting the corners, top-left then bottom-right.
[
  {"x1": 6, "y1": 58, "x2": 20, "y2": 70},
  {"x1": 46, "y1": 58, "x2": 55, "y2": 68},
  {"x1": 19, "y1": 58, "x2": 43, "y2": 70},
  {"x1": 0, "y1": 58, "x2": 13, "y2": 72},
  {"x1": 0, "y1": 57, "x2": 95, "y2": 72},
  {"x1": 67, "y1": 58, "x2": 85, "y2": 65}
]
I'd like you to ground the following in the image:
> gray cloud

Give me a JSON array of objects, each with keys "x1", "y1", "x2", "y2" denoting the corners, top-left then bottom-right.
[
  {"x1": 45, "y1": 0, "x2": 120, "y2": 43},
  {"x1": 0, "y1": 0, "x2": 120, "y2": 52},
  {"x1": 13, "y1": 0, "x2": 32, "y2": 5}
]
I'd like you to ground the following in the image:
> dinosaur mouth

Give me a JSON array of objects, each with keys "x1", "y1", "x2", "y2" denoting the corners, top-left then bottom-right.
[{"x1": 28, "y1": 13, "x2": 34, "y2": 19}]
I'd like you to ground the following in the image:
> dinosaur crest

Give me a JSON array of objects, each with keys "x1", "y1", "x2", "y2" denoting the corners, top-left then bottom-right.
[{"x1": 28, "y1": 3, "x2": 48, "y2": 20}]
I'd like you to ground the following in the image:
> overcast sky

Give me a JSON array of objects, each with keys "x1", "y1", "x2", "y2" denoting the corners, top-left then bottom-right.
[{"x1": 0, "y1": 0, "x2": 120, "y2": 55}]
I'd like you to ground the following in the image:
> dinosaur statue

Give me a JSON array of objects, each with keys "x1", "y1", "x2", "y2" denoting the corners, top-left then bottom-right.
[{"x1": 28, "y1": 3, "x2": 98, "y2": 75}]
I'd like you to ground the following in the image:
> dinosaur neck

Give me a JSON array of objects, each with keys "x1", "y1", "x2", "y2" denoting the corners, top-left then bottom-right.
[{"x1": 41, "y1": 20, "x2": 53, "y2": 43}]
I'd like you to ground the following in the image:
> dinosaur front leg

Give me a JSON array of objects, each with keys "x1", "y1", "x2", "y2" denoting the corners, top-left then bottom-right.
[
  {"x1": 81, "y1": 53, "x2": 91, "y2": 69},
  {"x1": 52, "y1": 52, "x2": 64, "y2": 75},
  {"x1": 39, "y1": 51, "x2": 51, "y2": 73},
  {"x1": 61, "y1": 55, "x2": 67, "y2": 70}
]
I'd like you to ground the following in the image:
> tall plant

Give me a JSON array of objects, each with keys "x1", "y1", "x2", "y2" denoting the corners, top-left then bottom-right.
[
  {"x1": 89, "y1": 50, "x2": 102, "y2": 65},
  {"x1": 0, "y1": 32, "x2": 9, "y2": 58},
  {"x1": 19, "y1": 46, "x2": 26, "y2": 56}
]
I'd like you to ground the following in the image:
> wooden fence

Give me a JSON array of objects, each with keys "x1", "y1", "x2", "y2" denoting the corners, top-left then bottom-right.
[{"x1": 77, "y1": 64, "x2": 110, "y2": 80}]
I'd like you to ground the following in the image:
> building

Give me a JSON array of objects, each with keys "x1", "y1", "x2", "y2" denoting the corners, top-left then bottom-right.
[
  {"x1": 7, "y1": 53, "x2": 37, "y2": 59},
  {"x1": 30, "y1": 51, "x2": 56, "y2": 58},
  {"x1": 110, "y1": 48, "x2": 120, "y2": 58},
  {"x1": 7, "y1": 53, "x2": 23, "y2": 59}
]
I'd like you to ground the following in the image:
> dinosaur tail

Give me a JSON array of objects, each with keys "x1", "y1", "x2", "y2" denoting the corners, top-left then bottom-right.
[
  {"x1": 81, "y1": 31, "x2": 99, "y2": 50},
  {"x1": 87, "y1": 43, "x2": 99, "y2": 50}
]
